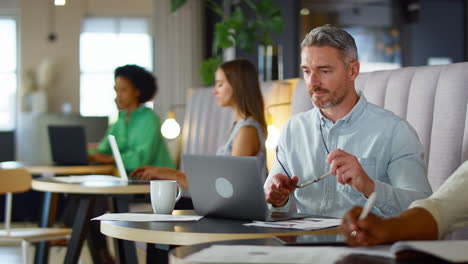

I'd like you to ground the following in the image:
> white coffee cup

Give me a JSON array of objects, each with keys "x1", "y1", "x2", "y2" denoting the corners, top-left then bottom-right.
[{"x1": 150, "y1": 180, "x2": 182, "y2": 214}]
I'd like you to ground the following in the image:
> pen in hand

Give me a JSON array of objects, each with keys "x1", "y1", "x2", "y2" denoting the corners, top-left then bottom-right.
[
  {"x1": 359, "y1": 192, "x2": 377, "y2": 220},
  {"x1": 349, "y1": 192, "x2": 377, "y2": 238}
]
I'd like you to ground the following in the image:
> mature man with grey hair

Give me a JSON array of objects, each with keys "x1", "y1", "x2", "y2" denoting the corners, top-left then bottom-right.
[{"x1": 264, "y1": 25, "x2": 432, "y2": 218}]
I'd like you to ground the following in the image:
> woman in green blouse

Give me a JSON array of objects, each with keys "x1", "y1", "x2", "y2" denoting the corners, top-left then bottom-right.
[
  {"x1": 88, "y1": 64, "x2": 174, "y2": 172},
  {"x1": 131, "y1": 59, "x2": 267, "y2": 188}
]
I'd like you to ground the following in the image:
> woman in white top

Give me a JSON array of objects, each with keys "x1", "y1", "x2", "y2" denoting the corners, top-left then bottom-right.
[
  {"x1": 132, "y1": 59, "x2": 267, "y2": 187},
  {"x1": 340, "y1": 161, "x2": 468, "y2": 246}
]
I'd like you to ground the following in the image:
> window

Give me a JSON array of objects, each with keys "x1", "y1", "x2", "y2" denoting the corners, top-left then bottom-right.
[
  {"x1": 0, "y1": 18, "x2": 17, "y2": 130},
  {"x1": 345, "y1": 27, "x2": 401, "y2": 72},
  {"x1": 80, "y1": 17, "x2": 153, "y2": 120}
]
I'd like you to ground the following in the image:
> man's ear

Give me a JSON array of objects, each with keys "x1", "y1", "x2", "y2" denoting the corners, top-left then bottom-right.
[{"x1": 348, "y1": 60, "x2": 360, "y2": 81}]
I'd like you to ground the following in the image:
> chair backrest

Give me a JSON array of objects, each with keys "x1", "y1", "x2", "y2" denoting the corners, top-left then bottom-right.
[
  {"x1": 0, "y1": 169, "x2": 32, "y2": 194},
  {"x1": 1, "y1": 169, "x2": 31, "y2": 234},
  {"x1": 291, "y1": 62, "x2": 468, "y2": 238},
  {"x1": 180, "y1": 81, "x2": 285, "y2": 157},
  {"x1": 181, "y1": 87, "x2": 235, "y2": 156}
]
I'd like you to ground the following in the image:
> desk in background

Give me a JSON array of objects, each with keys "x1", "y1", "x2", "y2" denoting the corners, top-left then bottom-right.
[
  {"x1": 32, "y1": 175, "x2": 148, "y2": 264},
  {"x1": 0, "y1": 162, "x2": 115, "y2": 222},
  {"x1": 0, "y1": 162, "x2": 115, "y2": 223},
  {"x1": 0, "y1": 161, "x2": 115, "y2": 176}
]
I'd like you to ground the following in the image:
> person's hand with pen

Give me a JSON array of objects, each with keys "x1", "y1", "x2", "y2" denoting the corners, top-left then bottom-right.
[
  {"x1": 341, "y1": 191, "x2": 439, "y2": 247},
  {"x1": 340, "y1": 205, "x2": 391, "y2": 246},
  {"x1": 340, "y1": 192, "x2": 388, "y2": 247}
]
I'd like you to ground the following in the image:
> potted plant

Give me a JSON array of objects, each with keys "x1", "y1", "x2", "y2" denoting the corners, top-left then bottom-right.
[{"x1": 171, "y1": 0, "x2": 285, "y2": 86}]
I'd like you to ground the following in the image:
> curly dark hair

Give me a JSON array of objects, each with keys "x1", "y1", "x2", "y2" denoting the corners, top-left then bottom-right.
[{"x1": 114, "y1": 64, "x2": 158, "y2": 103}]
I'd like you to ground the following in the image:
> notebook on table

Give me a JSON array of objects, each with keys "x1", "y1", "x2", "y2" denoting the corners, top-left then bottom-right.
[
  {"x1": 274, "y1": 234, "x2": 346, "y2": 246},
  {"x1": 182, "y1": 154, "x2": 311, "y2": 222},
  {"x1": 390, "y1": 240, "x2": 468, "y2": 263}
]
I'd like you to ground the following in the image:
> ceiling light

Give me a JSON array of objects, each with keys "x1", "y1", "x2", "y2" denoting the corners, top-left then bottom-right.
[
  {"x1": 300, "y1": 8, "x2": 310, "y2": 16},
  {"x1": 54, "y1": 0, "x2": 66, "y2": 6}
]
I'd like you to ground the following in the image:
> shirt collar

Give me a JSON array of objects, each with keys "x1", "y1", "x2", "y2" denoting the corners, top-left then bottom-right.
[
  {"x1": 317, "y1": 94, "x2": 368, "y2": 127},
  {"x1": 119, "y1": 105, "x2": 145, "y2": 118}
]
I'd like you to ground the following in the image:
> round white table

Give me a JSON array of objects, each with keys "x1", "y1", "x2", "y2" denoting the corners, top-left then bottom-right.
[
  {"x1": 32, "y1": 177, "x2": 149, "y2": 264},
  {"x1": 100, "y1": 210, "x2": 338, "y2": 264}
]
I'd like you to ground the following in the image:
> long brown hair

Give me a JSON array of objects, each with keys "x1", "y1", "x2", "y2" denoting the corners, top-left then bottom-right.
[{"x1": 219, "y1": 59, "x2": 267, "y2": 135}]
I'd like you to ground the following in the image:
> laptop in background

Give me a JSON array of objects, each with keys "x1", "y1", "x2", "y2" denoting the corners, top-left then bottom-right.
[
  {"x1": 47, "y1": 131, "x2": 146, "y2": 183},
  {"x1": 108, "y1": 135, "x2": 129, "y2": 181},
  {"x1": 182, "y1": 154, "x2": 309, "y2": 221},
  {"x1": 108, "y1": 135, "x2": 150, "y2": 183},
  {"x1": 48, "y1": 125, "x2": 89, "y2": 166}
]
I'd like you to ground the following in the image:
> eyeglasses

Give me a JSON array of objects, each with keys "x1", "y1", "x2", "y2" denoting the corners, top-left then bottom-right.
[
  {"x1": 275, "y1": 123, "x2": 332, "y2": 188},
  {"x1": 319, "y1": 123, "x2": 330, "y2": 155}
]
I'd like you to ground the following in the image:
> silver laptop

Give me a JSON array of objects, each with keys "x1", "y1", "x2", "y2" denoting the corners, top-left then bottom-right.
[
  {"x1": 108, "y1": 135, "x2": 149, "y2": 183},
  {"x1": 182, "y1": 154, "x2": 309, "y2": 221}
]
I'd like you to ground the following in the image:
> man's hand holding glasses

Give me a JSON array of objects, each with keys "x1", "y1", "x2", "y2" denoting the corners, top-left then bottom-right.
[{"x1": 265, "y1": 174, "x2": 299, "y2": 207}]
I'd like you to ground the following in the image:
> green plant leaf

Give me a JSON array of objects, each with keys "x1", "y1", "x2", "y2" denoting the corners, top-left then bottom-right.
[
  {"x1": 214, "y1": 22, "x2": 235, "y2": 49},
  {"x1": 206, "y1": 0, "x2": 223, "y2": 16},
  {"x1": 269, "y1": 15, "x2": 285, "y2": 33},
  {"x1": 171, "y1": 0, "x2": 187, "y2": 13},
  {"x1": 200, "y1": 0, "x2": 286, "y2": 81},
  {"x1": 237, "y1": 26, "x2": 256, "y2": 52},
  {"x1": 200, "y1": 56, "x2": 223, "y2": 86}
]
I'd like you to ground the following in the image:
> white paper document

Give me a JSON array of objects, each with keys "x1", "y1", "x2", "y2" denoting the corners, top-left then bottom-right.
[
  {"x1": 244, "y1": 217, "x2": 342, "y2": 230},
  {"x1": 390, "y1": 240, "x2": 468, "y2": 263},
  {"x1": 52, "y1": 175, "x2": 123, "y2": 183},
  {"x1": 184, "y1": 245, "x2": 392, "y2": 264},
  {"x1": 92, "y1": 213, "x2": 203, "y2": 222}
]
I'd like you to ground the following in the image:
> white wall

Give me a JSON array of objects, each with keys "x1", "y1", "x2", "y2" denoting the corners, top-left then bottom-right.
[
  {"x1": 153, "y1": 0, "x2": 204, "y2": 162},
  {"x1": 12, "y1": 0, "x2": 204, "y2": 163},
  {"x1": 0, "y1": 0, "x2": 18, "y2": 10},
  {"x1": 17, "y1": 0, "x2": 153, "y2": 113}
]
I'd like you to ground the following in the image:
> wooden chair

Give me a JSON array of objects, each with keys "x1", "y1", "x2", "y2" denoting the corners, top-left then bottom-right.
[{"x1": 0, "y1": 169, "x2": 71, "y2": 264}]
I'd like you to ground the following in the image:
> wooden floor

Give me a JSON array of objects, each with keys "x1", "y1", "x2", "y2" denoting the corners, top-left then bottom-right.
[
  {"x1": 1, "y1": 203, "x2": 153, "y2": 263},
  {"x1": 0, "y1": 236, "x2": 147, "y2": 263}
]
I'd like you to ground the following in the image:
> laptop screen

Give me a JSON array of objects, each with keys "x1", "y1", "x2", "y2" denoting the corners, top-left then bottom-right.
[
  {"x1": 182, "y1": 154, "x2": 269, "y2": 221},
  {"x1": 108, "y1": 135, "x2": 129, "y2": 181},
  {"x1": 48, "y1": 125, "x2": 88, "y2": 166}
]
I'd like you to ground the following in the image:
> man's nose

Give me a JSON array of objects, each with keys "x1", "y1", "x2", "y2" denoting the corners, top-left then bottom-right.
[{"x1": 306, "y1": 72, "x2": 320, "y2": 87}]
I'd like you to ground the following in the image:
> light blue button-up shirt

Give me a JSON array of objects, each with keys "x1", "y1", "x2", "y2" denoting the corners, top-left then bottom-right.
[{"x1": 266, "y1": 95, "x2": 432, "y2": 218}]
